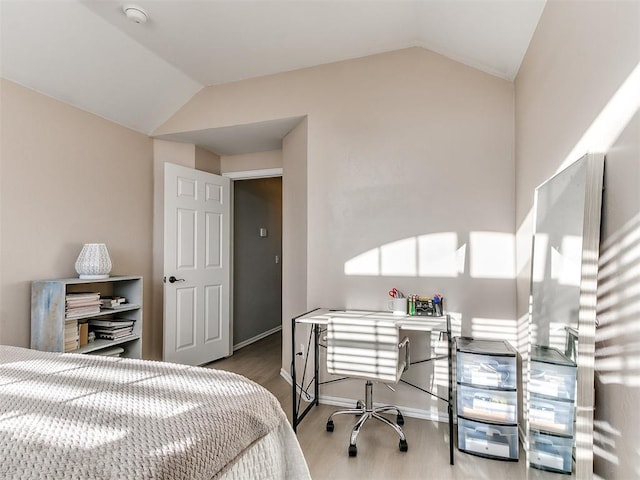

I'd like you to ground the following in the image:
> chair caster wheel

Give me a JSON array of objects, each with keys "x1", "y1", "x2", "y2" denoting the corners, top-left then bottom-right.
[
  {"x1": 399, "y1": 439, "x2": 408, "y2": 452},
  {"x1": 326, "y1": 420, "x2": 334, "y2": 432},
  {"x1": 356, "y1": 400, "x2": 363, "y2": 409},
  {"x1": 397, "y1": 413, "x2": 404, "y2": 425},
  {"x1": 348, "y1": 444, "x2": 357, "y2": 457}
]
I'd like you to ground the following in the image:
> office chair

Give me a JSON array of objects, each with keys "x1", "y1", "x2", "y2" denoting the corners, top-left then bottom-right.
[{"x1": 325, "y1": 316, "x2": 410, "y2": 457}]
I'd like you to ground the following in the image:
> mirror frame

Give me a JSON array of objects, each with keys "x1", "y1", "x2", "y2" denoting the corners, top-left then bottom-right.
[{"x1": 527, "y1": 152, "x2": 604, "y2": 478}]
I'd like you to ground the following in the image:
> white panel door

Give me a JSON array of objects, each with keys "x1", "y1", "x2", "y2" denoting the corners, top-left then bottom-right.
[{"x1": 163, "y1": 163, "x2": 231, "y2": 365}]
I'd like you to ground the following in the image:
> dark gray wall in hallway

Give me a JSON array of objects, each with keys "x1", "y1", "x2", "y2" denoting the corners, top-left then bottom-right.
[{"x1": 233, "y1": 177, "x2": 282, "y2": 345}]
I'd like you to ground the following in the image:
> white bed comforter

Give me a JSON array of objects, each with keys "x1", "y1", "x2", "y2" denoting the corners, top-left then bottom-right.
[{"x1": 0, "y1": 346, "x2": 310, "y2": 479}]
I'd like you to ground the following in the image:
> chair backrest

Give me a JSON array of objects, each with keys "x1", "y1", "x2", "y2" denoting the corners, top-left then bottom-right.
[{"x1": 326, "y1": 316, "x2": 404, "y2": 384}]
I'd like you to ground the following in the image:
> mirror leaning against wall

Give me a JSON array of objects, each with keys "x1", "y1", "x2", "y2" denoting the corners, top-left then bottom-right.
[{"x1": 526, "y1": 153, "x2": 605, "y2": 479}]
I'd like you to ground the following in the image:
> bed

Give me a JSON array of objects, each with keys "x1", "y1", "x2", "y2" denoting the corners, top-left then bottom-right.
[{"x1": 0, "y1": 346, "x2": 310, "y2": 479}]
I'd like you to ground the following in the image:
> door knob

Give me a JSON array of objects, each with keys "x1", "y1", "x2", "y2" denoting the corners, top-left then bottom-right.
[{"x1": 167, "y1": 275, "x2": 185, "y2": 284}]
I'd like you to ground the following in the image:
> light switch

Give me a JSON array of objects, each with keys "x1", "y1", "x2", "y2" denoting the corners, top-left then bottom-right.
[{"x1": 259, "y1": 227, "x2": 268, "y2": 237}]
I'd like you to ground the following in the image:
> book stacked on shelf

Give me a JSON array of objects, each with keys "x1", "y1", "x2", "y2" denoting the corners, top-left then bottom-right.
[
  {"x1": 100, "y1": 296, "x2": 128, "y2": 309},
  {"x1": 87, "y1": 346, "x2": 125, "y2": 357},
  {"x1": 78, "y1": 320, "x2": 89, "y2": 347},
  {"x1": 88, "y1": 318, "x2": 135, "y2": 340},
  {"x1": 64, "y1": 319, "x2": 79, "y2": 352},
  {"x1": 65, "y1": 292, "x2": 101, "y2": 319}
]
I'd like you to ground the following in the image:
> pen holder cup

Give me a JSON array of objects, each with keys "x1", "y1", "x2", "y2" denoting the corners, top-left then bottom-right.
[{"x1": 388, "y1": 298, "x2": 408, "y2": 316}]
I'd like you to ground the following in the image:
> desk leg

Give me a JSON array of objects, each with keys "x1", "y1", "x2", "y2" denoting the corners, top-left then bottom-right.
[
  {"x1": 314, "y1": 323, "x2": 320, "y2": 406},
  {"x1": 291, "y1": 316, "x2": 298, "y2": 432},
  {"x1": 290, "y1": 309, "x2": 322, "y2": 433},
  {"x1": 447, "y1": 314, "x2": 454, "y2": 465}
]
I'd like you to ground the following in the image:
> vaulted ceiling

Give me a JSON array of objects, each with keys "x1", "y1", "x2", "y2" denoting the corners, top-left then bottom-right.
[{"x1": 1, "y1": 0, "x2": 545, "y2": 149}]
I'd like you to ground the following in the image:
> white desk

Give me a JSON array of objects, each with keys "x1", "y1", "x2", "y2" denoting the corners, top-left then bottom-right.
[
  {"x1": 295, "y1": 308, "x2": 450, "y2": 331},
  {"x1": 290, "y1": 308, "x2": 455, "y2": 465}
]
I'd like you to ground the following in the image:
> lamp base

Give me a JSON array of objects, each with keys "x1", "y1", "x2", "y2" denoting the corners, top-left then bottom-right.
[{"x1": 79, "y1": 274, "x2": 110, "y2": 280}]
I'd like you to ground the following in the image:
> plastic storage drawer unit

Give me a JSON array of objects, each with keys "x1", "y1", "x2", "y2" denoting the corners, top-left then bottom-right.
[
  {"x1": 458, "y1": 417, "x2": 519, "y2": 460},
  {"x1": 456, "y1": 337, "x2": 519, "y2": 461},
  {"x1": 529, "y1": 396, "x2": 575, "y2": 436},
  {"x1": 456, "y1": 339, "x2": 517, "y2": 390},
  {"x1": 457, "y1": 384, "x2": 517, "y2": 424},
  {"x1": 530, "y1": 345, "x2": 577, "y2": 401},
  {"x1": 530, "y1": 430, "x2": 573, "y2": 473}
]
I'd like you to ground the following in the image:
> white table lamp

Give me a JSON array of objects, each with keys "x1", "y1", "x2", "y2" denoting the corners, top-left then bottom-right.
[{"x1": 75, "y1": 243, "x2": 112, "y2": 279}]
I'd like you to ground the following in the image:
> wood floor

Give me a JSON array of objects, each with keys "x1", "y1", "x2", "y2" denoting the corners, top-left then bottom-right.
[{"x1": 208, "y1": 332, "x2": 557, "y2": 480}]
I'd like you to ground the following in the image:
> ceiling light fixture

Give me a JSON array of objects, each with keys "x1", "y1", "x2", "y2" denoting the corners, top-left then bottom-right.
[{"x1": 122, "y1": 5, "x2": 148, "y2": 24}]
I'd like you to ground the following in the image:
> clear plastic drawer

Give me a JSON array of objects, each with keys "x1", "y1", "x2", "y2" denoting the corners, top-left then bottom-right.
[
  {"x1": 529, "y1": 395, "x2": 575, "y2": 436},
  {"x1": 457, "y1": 351, "x2": 517, "y2": 389},
  {"x1": 457, "y1": 417, "x2": 519, "y2": 460},
  {"x1": 529, "y1": 359, "x2": 577, "y2": 401},
  {"x1": 457, "y1": 384, "x2": 517, "y2": 424},
  {"x1": 530, "y1": 431, "x2": 573, "y2": 473}
]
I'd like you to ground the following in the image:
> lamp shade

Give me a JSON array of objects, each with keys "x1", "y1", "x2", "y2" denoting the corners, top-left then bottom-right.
[{"x1": 75, "y1": 243, "x2": 112, "y2": 279}]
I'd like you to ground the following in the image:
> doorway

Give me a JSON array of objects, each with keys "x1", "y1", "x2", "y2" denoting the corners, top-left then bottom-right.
[{"x1": 232, "y1": 176, "x2": 283, "y2": 350}]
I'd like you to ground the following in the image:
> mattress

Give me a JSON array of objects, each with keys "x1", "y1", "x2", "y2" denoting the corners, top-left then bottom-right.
[{"x1": 0, "y1": 346, "x2": 310, "y2": 479}]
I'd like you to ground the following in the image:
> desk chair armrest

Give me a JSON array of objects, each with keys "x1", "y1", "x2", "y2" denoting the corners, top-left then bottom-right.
[{"x1": 399, "y1": 336, "x2": 410, "y2": 373}]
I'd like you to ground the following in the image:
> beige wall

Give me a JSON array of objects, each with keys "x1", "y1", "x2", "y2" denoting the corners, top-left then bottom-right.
[
  {"x1": 157, "y1": 47, "x2": 516, "y2": 413},
  {"x1": 195, "y1": 146, "x2": 221, "y2": 174},
  {"x1": 0, "y1": 78, "x2": 154, "y2": 354},
  {"x1": 221, "y1": 149, "x2": 282, "y2": 173},
  {"x1": 515, "y1": 1, "x2": 639, "y2": 477}
]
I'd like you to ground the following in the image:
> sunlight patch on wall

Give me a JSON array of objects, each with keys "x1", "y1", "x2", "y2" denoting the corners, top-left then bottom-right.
[
  {"x1": 381, "y1": 238, "x2": 416, "y2": 276},
  {"x1": 344, "y1": 248, "x2": 380, "y2": 276},
  {"x1": 598, "y1": 222, "x2": 640, "y2": 300},
  {"x1": 598, "y1": 274, "x2": 640, "y2": 312},
  {"x1": 593, "y1": 419, "x2": 621, "y2": 469},
  {"x1": 345, "y1": 231, "x2": 517, "y2": 279},
  {"x1": 516, "y1": 209, "x2": 534, "y2": 276},
  {"x1": 418, "y1": 232, "x2": 463, "y2": 277},
  {"x1": 599, "y1": 216, "x2": 640, "y2": 267},
  {"x1": 344, "y1": 233, "x2": 466, "y2": 277},
  {"x1": 558, "y1": 62, "x2": 640, "y2": 172},
  {"x1": 470, "y1": 232, "x2": 515, "y2": 279},
  {"x1": 471, "y1": 317, "x2": 518, "y2": 345},
  {"x1": 596, "y1": 213, "x2": 640, "y2": 385}
]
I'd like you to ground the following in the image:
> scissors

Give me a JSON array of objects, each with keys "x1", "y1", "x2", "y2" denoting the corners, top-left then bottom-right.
[{"x1": 389, "y1": 288, "x2": 402, "y2": 298}]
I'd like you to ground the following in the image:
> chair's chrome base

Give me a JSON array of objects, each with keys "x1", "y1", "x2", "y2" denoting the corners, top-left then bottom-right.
[{"x1": 326, "y1": 380, "x2": 408, "y2": 457}]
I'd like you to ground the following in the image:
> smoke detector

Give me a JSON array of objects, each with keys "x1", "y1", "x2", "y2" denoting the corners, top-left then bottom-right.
[{"x1": 122, "y1": 5, "x2": 148, "y2": 24}]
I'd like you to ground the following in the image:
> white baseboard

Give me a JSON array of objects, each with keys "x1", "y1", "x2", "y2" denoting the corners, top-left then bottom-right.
[
  {"x1": 233, "y1": 325, "x2": 282, "y2": 351},
  {"x1": 281, "y1": 368, "x2": 292, "y2": 384},
  {"x1": 279, "y1": 368, "x2": 448, "y2": 423}
]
